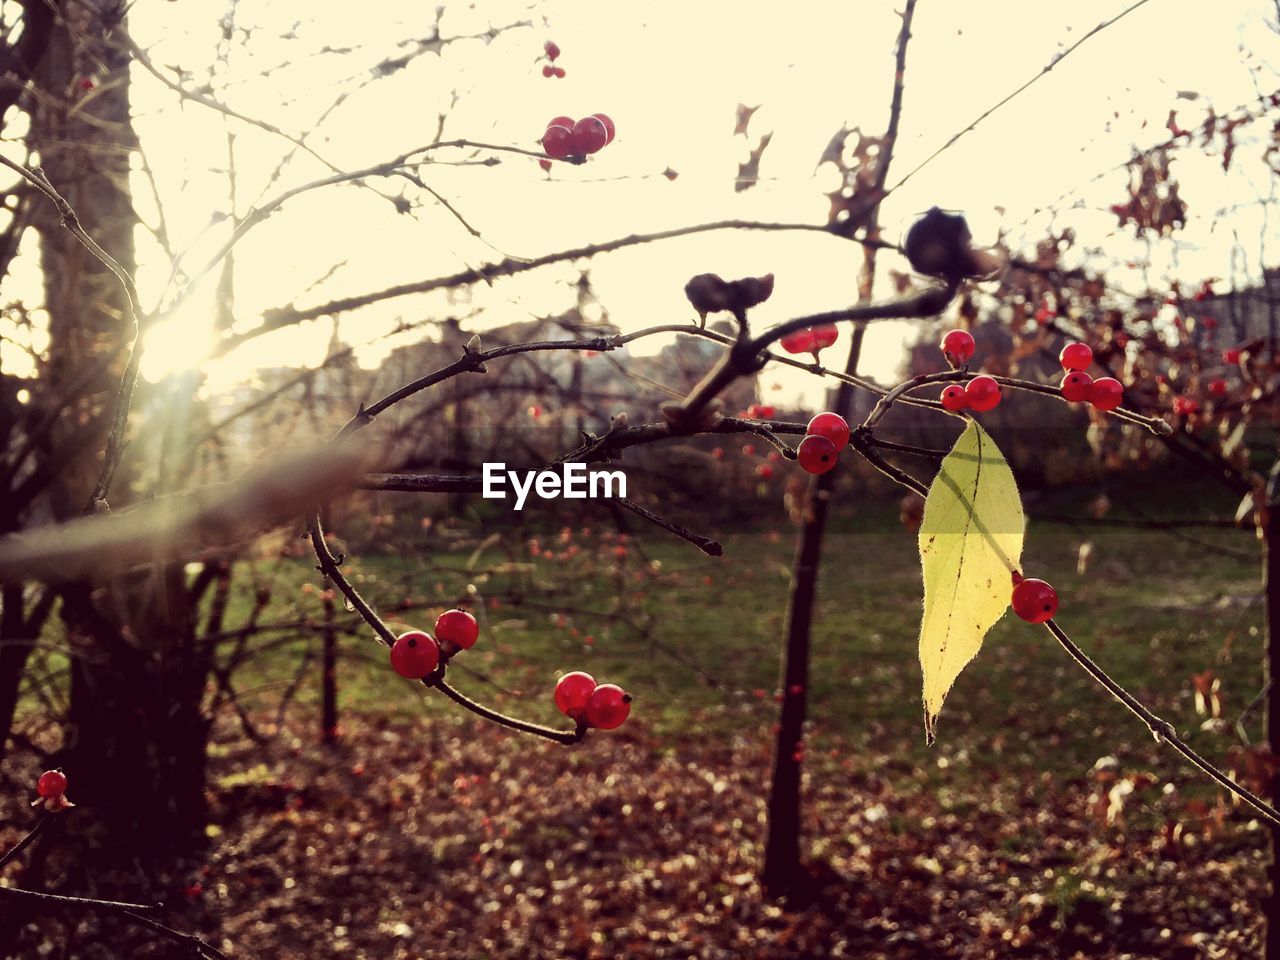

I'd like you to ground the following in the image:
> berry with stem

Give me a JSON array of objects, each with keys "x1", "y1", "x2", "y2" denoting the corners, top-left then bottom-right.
[
  {"x1": 805, "y1": 412, "x2": 850, "y2": 452},
  {"x1": 780, "y1": 329, "x2": 815, "y2": 354},
  {"x1": 940, "y1": 329, "x2": 975, "y2": 366},
  {"x1": 796, "y1": 435, "x2": 838, "y2": 475},
  {"x1": 544, "y1": 40, "x2": 560, "y2": 60},
  {"x1": 554, "y1": 671, "x2": 596, "y2": 719},
  {"x1": 965, "y1": 375, "x2": 1001, "y2": 412},
  {"x1": 586, "y1": 683, "x2": 632, "y2": 730},
  {"x1": 435, "y1": 609, "x2": 479, "y2": 651},
  {"x1": 811, "y1": 325, "x2": 838, "y2": 350},
  {"x1": 1060, "y1": 371, "x2": 1093, "y2": 403},
  {"x1": 37, "y1": 769, "x2": 67, "y2": 799},
  {"x1": 1090, "y1": 377, "x2": 1124, "y2": 411},
  {"x1": 390, "y1": 631, "x2": 440, "y2": 679},
  {"x1": 940, "y1": 384, "x2": 968, "y2": 411},
  {"x1": 1059, "y1": 342, "x2": 1093, "y2": 371},
  {"x1": 1011, "y1": 577, "x2": 1059, "y2": 624}
]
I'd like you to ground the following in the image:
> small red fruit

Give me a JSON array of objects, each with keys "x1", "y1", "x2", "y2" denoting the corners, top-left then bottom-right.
[
  {"x1": 390, "y1": 631, "x2": 440, "y2": 679},
  {"x1": 544, "y1": 40, "x2": 561, "y2": 60},
  {"x1": 552, "y1": 66, "x2": 566, "y2": 78},
  {"x1": 435, "y1": 609, "x2": 479, "y2": 650},
  {"x1": 742, "y1": 444, "x2": 755, "y2": 456},
  {"x1": 1223, "y1": 348, "x2": 1242, "y2": 364},
  {"x1": 571, "y1": 116, "x2": 609, "y2": 155},
  {"x1": 1059, "y1": 342, "x2": 1093, "y2": 371},
  {"x1": 806, "y1": 412, "x2": 850, "y2": 452},
  {"x1": 940, "y1": 329, "x2": 975, "y2": 365},
  {"x1": 965, "y1": 375, "x2": 1001, "y2": 412},
  {"x1": 1060, "y1": 371, "x2": 1094, "y2": 403},
  {"x1": 797, "y1": 435, "x2": 838, "y2": 475},
  {"x1": 712, "y1": 447, "x2": 725, "y2": 460},
  {"x1": 541, "y1": 65, "x2": 555, "y2": 78},
  {"x1": 538, "y1": 158, "x2": 553, "y2": 172},
  {"x1": 547, "y1": 115, "x2": 574, "y2": 130},
  {"x1": 1011, "y1": 578, "x2": 1059, "y2": 624},
  {"x1": 1172, "y1": 396, "x2": 1200, "y2": 416},
  {"x1": 590, "y1": 113, "x2": 616, "y2": 145},
  {"x1": 780, "y1": 329, "x2": 816, "y2": 354},
  {"x1": 940, "y1": 384, "x2": 968, "y2": 411},
  {"x1": 1089, "y1": 377, "x2": 1124, "y2": 411},
  {"x1": 811, "y1": 325, "x2": 839, "y2": 350},
  {"x1": 1208, "y1": 378, "x2": 1228, "y2": 397},
  {"x1": 542, "y1": 125, "x2": 573, "y2": 160},
  {"x1": 756, "y1": 464, "x2": 774, "y2": 479},
  {"x1": 37, "y1": 769, "x2": 67, "y2": 799},
  {"x1": 586, "y1": 683, "x2": 631, "y2": 730},
  {"x1": 554, "y1": 671, "x2": 596, "y2": 719}
]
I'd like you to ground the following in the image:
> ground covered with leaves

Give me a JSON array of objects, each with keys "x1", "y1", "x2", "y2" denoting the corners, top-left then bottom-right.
[{"x1": 43, "y1": 709, "x2": 1254, "y2": 960}]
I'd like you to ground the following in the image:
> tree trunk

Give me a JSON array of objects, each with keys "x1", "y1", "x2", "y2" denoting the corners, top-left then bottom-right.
[
  {"x1": 1265, "y1": 487, "x2": 1280, "y2": 957},
  {"x1": 26, "y1": 4, "x2": 212, "y2": 877}
]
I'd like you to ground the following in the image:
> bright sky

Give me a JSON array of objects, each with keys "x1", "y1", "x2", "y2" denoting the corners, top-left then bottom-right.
[{"x1": 40, "y1": 1, "x2": 1280, "y2": 407}]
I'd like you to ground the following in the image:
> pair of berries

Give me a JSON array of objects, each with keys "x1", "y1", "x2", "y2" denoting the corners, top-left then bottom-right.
[
  {"x1": 540, "y1": 40, "x2": 565, "y2": 78},
  {"x1": 389, "y1": 609, "x2": 479, "y2": 679},
  {"x1": 541, "y1": 114, "x2": 616, "y2": 161},
  {"x1": 940, "y1": 376, "x2": 1002, "y2": 413},
  {"x1": 33, "y1": 768, "x2": 74, "y2": 812},
  {"x1": 780, "y1": 325, "x2": 838, "y2": 359},
  {"x1": 554, "y1": 672, "x2": 631, "y2": 729},
  {"x1": 1056, "y1": 342, "x2": 1124, "y2": 411},
  {"x1": 796, "y1": 412, "x2": 850, "y2": 476},
  {"x1": 1011, "y1": 574, "x2": 1058, "y2": 624}
]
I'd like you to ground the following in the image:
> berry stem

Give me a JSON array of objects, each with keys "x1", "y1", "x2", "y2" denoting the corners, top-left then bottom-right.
[
  {"x1": 434, "y1": 678, "x2": 584, "y2": 745},
  {"x1": 1045, "y1": 618, "x2": 1280, "y2": 828}
]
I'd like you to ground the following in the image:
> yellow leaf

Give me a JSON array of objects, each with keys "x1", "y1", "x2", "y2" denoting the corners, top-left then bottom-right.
[{"x1": 918, "y1": 422, "x2": 1024, "y2": 744}]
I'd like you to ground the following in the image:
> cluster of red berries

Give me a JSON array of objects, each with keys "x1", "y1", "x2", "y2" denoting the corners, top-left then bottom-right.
[
  {"x1": 389, "y1": 609, "x2": 480, "y2": 679},
  {"x1": 1011, "y1": 573, "x2": 1058, "y2": 624},
  {"x1": 936, "y1": 330, "x2": 1002, "y2": 413},
  {"x1": 540, "y1": 40, "x2": 565, "y2": 78},
  {"x1": 541, "y1": 113, "x2": 616, "y2": 161},
  {"x1": 796, "y1": 412, "x2": 850, "y2": 476},
  {"x1": 779, "y1": 325, "x2": 838, "y2": 359},
  {"x1": 32, "y1": 768, "x2": 73, "y2": 812},
  {"x1": 1053, "y1": 342, "x2": 1124, "y2": 410},
  {"x1": 554, "y1": 671, "x2": 631, "y2": 729}
]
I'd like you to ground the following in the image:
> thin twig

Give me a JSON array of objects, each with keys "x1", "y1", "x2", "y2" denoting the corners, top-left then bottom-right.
[
  {"x1": 1045, "y1": 618, "x2": 1280, "y2": 827},
  {"x1": 0, "y1": 813, "x2": 51, "y2": 871},
  {"x1": 616, "y1": 497, "x2": 723, "y2": 556}
]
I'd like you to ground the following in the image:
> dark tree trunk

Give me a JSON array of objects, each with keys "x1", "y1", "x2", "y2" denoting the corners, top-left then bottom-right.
[
  {"x1": 24, "y1": 3, "x2": 213, "y2": 878},
  {"x1": 1265, "y1": 485, "x2": 1280, "y2": 958}
]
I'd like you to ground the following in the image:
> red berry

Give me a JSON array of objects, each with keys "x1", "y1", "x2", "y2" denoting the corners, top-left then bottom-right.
[
  {"x1": 390, "y1": 631, "x2": 440, "y2": 679},
  {"x1": 940, "y1": 329, "x2": 975, "y2": 365},
  {"x1": 965, "y1": 375, "x2": 1001, "y2": 412},
  {"x1": 544, "y1": 40, "x2": 560, "y2": 60},
  {"x1": 1172, "y1": 396, "x2": 1200, "y2": 416},
  {"x1": 797, "y1": 435, "x2": 838, "y2": 475},
  {"x1": 712, "y1": 447, "x2": 725, "y2": 460},
  {"x1": 542, "y1": 125, "x2": 573, "y2": 160},
  {"x1": 756, "y1": 464, "x2": 774, "y2": 479},
  {"x1": 940, "y1": 384, "x2": 969, "y2": 411},
  {"x1": 37, "y1": 769, "x2": 67, "y2": 799},
  {"x1": 1011, "y1": 578, "x2": 1058, "y2": 624},
  {"x1": 742, "y1": 444, "x2": 755, "y2": 456},
  {"x1": 590, "y1": 113, "x2": 616, "y2": 145},
  {"x1": 435, "y1": 609, "x2": 478, "y2": 650},
  {"x1": 1060, "y1": 371, "x2": 1094, "y2": 403},
  {"x1": 805, "y1": 412, "x2": 850, "y2": 452},
  {"x1": 586, "y1": 683, "x2": 631, "y2": 730},
  {"x1": 547, "y1": 115, "x2": 574, "y2": 131},
  {"x1": 1223, "y1": 348, "x2": 1241, "y2": 364},
  {"x1": 1059, "y1": 342, "x2": 1093, "y2": 371},
  {"x1": 541, "y1": 65, "x2": 555, "y2": 78},
  {"x1": 552, "y1": 66, "x2": 566, "y2": 78},
  {"x1": 554, "y1": 671, "x2": 596, "y2": 719},
  {"x1": 780, "y1": 329, "x2": 816, "y2": 354},
  {"x1": 811, "y1": 325, "x2": 839, "y2": 350},
  {"x1": 1089, "y1": 377, "x2": 1124, "y2": 411},
  {"x1": 1209, "y1": 378, "x2": 1228, "y2": 397},
  {"x1": 538, "y1": 158, "x2": 553, "y2": 172},
  {"x1": 571, "y1": 117, "x2": 609, "y2": 155}
]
